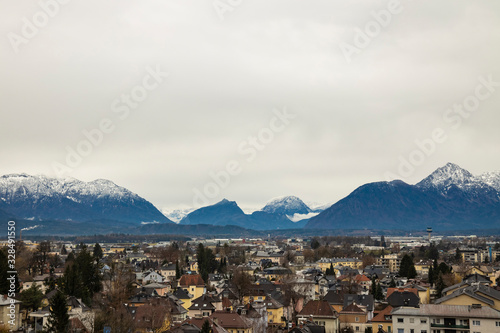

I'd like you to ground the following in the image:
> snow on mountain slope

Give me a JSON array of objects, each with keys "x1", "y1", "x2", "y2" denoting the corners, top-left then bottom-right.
[
  {"x1": 262, "y1": 196, "x2": 311, "y2": 215},
  {"x1": 416, "y1": 163, "x2": 476, "y2": 190},
  {"x1": 478, "y1": 171, "x2": 500, "y2": 192},
  {"x1": 0, "y1": 173, "x2": 171, "y2": 224},
  {"x1": 416, "y1": 163, "x2": 499, "y2": 201},
  {"x1": 161, "y1": 207, "x2": 195, "y2": 223}
]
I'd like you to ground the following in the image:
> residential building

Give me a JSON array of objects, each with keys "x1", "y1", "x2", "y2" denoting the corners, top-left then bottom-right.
[
  {"x1": 391, "y1": 304, "x2": 500, "y2": 333},
  {"x1": 298, "y1": 300, "x2": 339, "y2": 333}
]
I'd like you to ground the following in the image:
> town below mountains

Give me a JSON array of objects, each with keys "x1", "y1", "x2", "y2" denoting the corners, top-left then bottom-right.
[{"x1": 1, "y1": 163, "x2": 500, "y2": 237}]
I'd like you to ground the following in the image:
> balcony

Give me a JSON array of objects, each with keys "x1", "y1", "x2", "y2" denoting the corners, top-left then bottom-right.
[{"x1": 430, "y1": 323, "x2": 470, "y2": 329}]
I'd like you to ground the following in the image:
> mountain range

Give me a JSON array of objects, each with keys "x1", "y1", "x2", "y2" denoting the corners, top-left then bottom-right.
[
  {"x1": 0, "y1": 174, "x2": 171, "y2": 225},
  {"x1": 307, "y1": 163, "x2": 500, "y2": 230},
  {"x1": 179, "y1": 196, "x2": 312, "y2": 230},
  {"x1": 1, "y1": 163, "x2": 499, "y2": 235}
]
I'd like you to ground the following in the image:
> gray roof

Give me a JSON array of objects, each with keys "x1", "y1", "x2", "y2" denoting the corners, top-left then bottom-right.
[
  {"x1": 435, "y1": 284, "x2": 500, "y2": 306},
  {"x1": 391, "y1": 304, "x2": 500, "y2": 319}
]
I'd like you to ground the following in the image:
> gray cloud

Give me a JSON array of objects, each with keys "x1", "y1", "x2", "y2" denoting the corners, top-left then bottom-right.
[{"x1": 1, "y1": 0, "x2": 499, "y2": 210}]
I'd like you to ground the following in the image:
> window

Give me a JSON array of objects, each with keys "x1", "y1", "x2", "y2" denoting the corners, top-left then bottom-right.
[
  {"x1": 398, "y1": 329, "x2": 404, "y2": 333},
  {"x1": 496, "y1": 321, "x2": 500, "y2": 327},
  {"x1": 398, "y1": 318, "x2": 404, "y2": 323},
  {"x1": 355, "y1": 316, "x2": 359, "y2": 322},
  {"x1": 410, "y1": 318, "x2": 414, "y2": 323},
  {"x1": 420, "y1": 331, "x2": 426, "y2": 333},
  {"x1": 410, "y1": 330, "x2": 414, "y2": 333},
  {"x1": 473, "y1": 320, "x2": 481, "y2": 326},
  {"x1": 421, "y1": 319, "x2": 427, "y2": 324},
  {"x1": 355, "y1": 327, "x2": 359, "y2": 331}
]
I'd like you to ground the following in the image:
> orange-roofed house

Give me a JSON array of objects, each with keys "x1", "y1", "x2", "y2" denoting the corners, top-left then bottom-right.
[
  {"x1": 371, "y1": 305, "x2": 393, "y2": 333},
  {"x1": 354, "y1": 274, "x2": 372, "y2": 295},
  {"x1": 178, "y1": 274, "x2": 206, "y2": 300}
]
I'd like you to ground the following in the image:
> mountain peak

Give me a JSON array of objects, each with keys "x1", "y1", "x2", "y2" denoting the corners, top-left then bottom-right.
[
  {"x1": 416, "y1": 163, "x2": 474, "y2": 190},
  {"x1": 262, "y1": 195, "x2": 311, "y2": 215}
]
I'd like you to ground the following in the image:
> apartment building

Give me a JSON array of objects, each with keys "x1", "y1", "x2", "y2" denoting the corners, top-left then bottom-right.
[{"x1": 391, "y1": 304, "x2": 500, "y2": 333}]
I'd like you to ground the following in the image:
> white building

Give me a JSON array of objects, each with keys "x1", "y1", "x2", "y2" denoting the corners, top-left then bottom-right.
[{"x1": 391, "y1": 304, "x2": 500, "y2": 333}]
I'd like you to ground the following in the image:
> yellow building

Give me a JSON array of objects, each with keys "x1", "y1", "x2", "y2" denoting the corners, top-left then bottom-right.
[
  {"x1": 435, "y1": 284, "x2": 500, "y2": 311},
  {"x1": 264, "y1": 296, "x2": 285, "y2": 327},
  {"x1": 178, "y1": 274, "x2": 205, "y2": 300},
  {"x1": 317, "y1": 257, "x2": 362, "y2": 272},
  {"x1": 298, "y1": 300, "x2": 339, "y2": 333},
  {"x1": 371, "y1": 305, "x2": 393, "y2": 333},
  {"x1": 189, "y1": 261, "x2": 199, "y2": 273}
]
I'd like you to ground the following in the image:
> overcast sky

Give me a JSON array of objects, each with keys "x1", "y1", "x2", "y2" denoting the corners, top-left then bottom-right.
[{"x1": 1, "y1": 0, "x2": 499, "y2": 212}]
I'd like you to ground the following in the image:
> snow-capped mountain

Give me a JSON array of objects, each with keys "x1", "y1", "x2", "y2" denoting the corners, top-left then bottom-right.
[
  {"x1": 478, "y1": 171, "x2": 500, "y2": 192},
  {"x1": 161, "y1": 207, "x2": 195, "y2": 223},
  {"x1": 0, "y1": 173, "x2": 172, "y2": 224},
  {"x1": 416, "y1": 162, "x2": 476, "y2": 191},
  {"x1": 262, "y1": 196, "x2": 312, "y2": 215},
  {"x1": 179, "y1": 198, "x2": 310, "y2": 230},
  {"x1": 307, "y1": 163, "x2": 500, "y2": 230},
  {"x1": 416, "y1": 163, "x2": 500, "y2": 203}
]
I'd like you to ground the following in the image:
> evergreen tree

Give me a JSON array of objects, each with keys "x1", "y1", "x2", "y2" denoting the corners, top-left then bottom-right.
[
  {"x1": 426, "y1": 244, "x2": 439, "y2": 260},
  {"x1": 66, "y1": 252, "x2": 75, "y2": 262},
  {"x1": 435, "y1": 272, "x2": 446, "y2": 298},
  {"x1": 62, "y1": 246, "x2": 101, "y2": 304},
  {"x1": 175, "y1": 260, "x2": 181, "y2": 279},
  {"x1": 437, "y1": 262, "x2": 451, "y2": 275},
  {"x1": 93, "y1": 243, "x2": 103, "y2": 260},
  {"x1": 46, "y1": 290, "x2": 69, "y2": 333},
  {"x1": 370, "y1": 276, "x2": 377, "y2": 296},
  {"x1": 375, "y1": 282, "x2": 383, "y2": 300},
  {"x1": 60, "y1": 245, "x2": 67, "y2": 255},
  {"x1": 326, "y1": 263, "x2": 334, "y2": 275},
  {"x1": 311, "y1": 238, "x2": 320, "y2": 250},
  {"x1": 380, "y1": 235, "x2": 387, "y2": 248},
  {"x1": 399, "y1": 254, "x2": 417, "y2": 278},
  {"x1": 455, "y1": 248, "x2": 461, "y2": 262},
  {"x1": 389, "y1": 277, "x2": 396, "y2": 288},
  {"x1": 0, "y1": 250, "x2": 9, "y2": 294},
  {"x1": 20, "y1": 283, "x2": 44, "y2": 312},
  {"x1": 197, "y1": 243, "x2": 217, "y2": 283},
  {"x1": 201, "y1": 319, "x2": 212, "y2": 333},
  {"x1": 428, "y1": 265, "x2": 434, "y2": 286}
]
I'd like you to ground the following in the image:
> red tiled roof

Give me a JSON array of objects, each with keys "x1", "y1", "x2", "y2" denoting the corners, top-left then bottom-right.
[
  {"x1": 355, "y1": 274, "x2": 371, "y2": 282},
  {"x1": 371, "y1": 305, "x2": 393, "y2": 323},
  {"x1": 179, "y1": 274, "x2": 205, "y2": 287}
]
